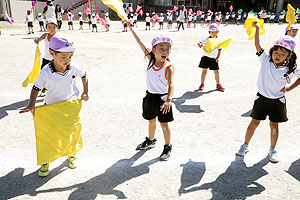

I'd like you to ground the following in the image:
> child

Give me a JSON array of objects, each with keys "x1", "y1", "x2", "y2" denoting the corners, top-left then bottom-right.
[
  {"x1": 34, "y1": 18, "x2": 58, "y2": 96},
  {"x1": 231, "y1": 11, "x2": 236, "y2": 24},
  {"x1": 91, "y1": 13, "x2": 97, "y2": 32},
  {"x1": 285, "y1": 25, "x2": 298, "y2": 38},
  {"x1": 133, "y1": 13, "x2": 138, "y2": 28},
  {"x1": 151, "y1": 12, "x2": 156, "y2": 28},
  {"x1": 187, "y1": 14, "x2": 192, "y2": 28},
  {"x1": 87, "y1": 13, "x2": 92, "y2": 29},
  {"x1": 145, "y1": 12, "x2": 151, "y2": 30},
  {"x1": 279, "y1": 12, "x2": 284, "y2": 25},
  {"x1": 129, "y1": 24, "x2": 174, "y2": 161},
  {"x1": 25, "y1": 9, "x2": 34, "y2": 34},
  {"x1": 236, "y1": 22, "x2": 299, "y2": 163},
  {"x1": 193, "y1": 13, "x2": 197, "y2": 28},
  {"x1": 167, "y1": 12, "x2": 173, "y2": 29},
  {"x1": 200, "y1": 12, "x2": 205, "y2": 26},
  {"x1": 37, "y1": 13, "x2": 46, "y2": 32},
  {"x1": 122, "y1": 19, "x2": 128, "y2": 32},
  {"x1": 105, "y1": 13, "x2": 110, "y2": 31},
  {"x1": 197, "y1": 23, "x2": 225, "y2": 91},
  {"x1": 159, "y1": 13, "x2": 164, "y2": 30},
  {"x1": 236, "y1": 13, "x2": 241, "y2": 25},
  {"x1": 78, "y1": 12, "x2": 83, "y2": 30},
  {"x1": 22, "y1": 34, "x2": 89, "y2": 176},
  {"x1": 206, "y1": 12, "x2": 212, "y2": 25},
  {"x1": 178, "y1": 6, "x2": 185, "y2": 31},
  {"x1": 225, "y1": 12, "x2": 230, "y2": 26},
  {"x1": 270, "y1": 13, "x2": 275, "y2": 25},
  {"x1": 67, "y1": 12, "x2": 74, "y2": 30}
]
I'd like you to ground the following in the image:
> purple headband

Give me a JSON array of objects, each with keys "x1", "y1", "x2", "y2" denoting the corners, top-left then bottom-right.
[
  {"x1": 274, "y1": 36, "x2": 296, "y2": 51},
  {"x1": 152, "y1": 35, "x2": 173, "y2": 47},
  {"x1": 285, "y1": 25, "x2": 298, "y2": 32},
  {"x1": 49, "y1": 34, "x2": 76, "y2": 52},
  {"x1": 209, "y1": 23, "x2": 218, "y2": 31}
]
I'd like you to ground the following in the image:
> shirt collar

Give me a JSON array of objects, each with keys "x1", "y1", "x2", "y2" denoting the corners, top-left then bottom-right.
[{"x1": 49, "y1": 61, "x2": 71, "y2": 73}]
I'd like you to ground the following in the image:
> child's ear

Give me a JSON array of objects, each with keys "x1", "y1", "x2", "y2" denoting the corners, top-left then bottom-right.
[{"x1": 49, "y1": 49, "x2": 55, "y2": 56}]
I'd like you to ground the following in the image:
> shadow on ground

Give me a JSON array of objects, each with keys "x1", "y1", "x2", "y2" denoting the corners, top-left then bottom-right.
[
  {"x1": 0, "y1": 98, "x2": 43, "y2": 120},
  {"x1": 179, "y1": 156, "x2": 269, "y2": 199},
  {"x1": 241, "y1": 109, "x2": 252, "y2": 117},
  {"x1": 173, "y1": 89, "x2": 216, "y2": 113},
  {"x1": 0, "y1": 161, "x2": 68, "y2": 200},
  {"x1": 178, "y1": 159, "x2": 206, "y2": 196},
  {"x1": 286, "y1": 158, "x2": 300, "y2": 181},
  {"x1": 36, "y1": 151, "x2": 159, "y2": 199}
]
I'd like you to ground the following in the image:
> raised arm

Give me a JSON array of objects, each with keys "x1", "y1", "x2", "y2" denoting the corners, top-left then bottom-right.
[
  {"x1": 128, "y1": 23, "x2": 151, "y2": 60},
  {"x1": 34, "y1": 33, "x2": 47, "y2": 44},
  {"x1": 253, "y1": 21, "x2": 262, "y2": 52}
]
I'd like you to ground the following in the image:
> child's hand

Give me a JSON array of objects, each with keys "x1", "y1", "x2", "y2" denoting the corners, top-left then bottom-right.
[
  {"x1": 160, "y1": 101, "x2": 172, "y2": 114},
  {"x1": 34, "y1": 38, "x2": 39, "y2": 44},
  {"x1": 252, "y1": 21, "x2": 259, "y2": 28},
  {"x1": 21, "y1": 104, "x2": 36, "y2": 116},
  {"x1": 280, "y1": 86, "x2": 289, "y2": 92},
  {"x1": 197, "y1": 42, "x2": 202, "y2": 48},
  {"x1": 215, "y1": 57, "x2": 219, "y2": 63},
  {"x1": 128, "y1": 22, "x2": 133, "y2": 30},
  {"x1": 81, "y1": 93, "x2": 89, "y2": 101}
]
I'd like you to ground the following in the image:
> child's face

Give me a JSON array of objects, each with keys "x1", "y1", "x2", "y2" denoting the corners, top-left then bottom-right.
[
  {"x1": 46, "y1": 23, "x2": 57, "y2": 34},
  {"x1": 287, "y1": 29, "x2": 298, "y2": 38},
  {"x1": 50, "y1": 51, "x2": 74, "y2": 68},
  {"x1": 272, "y1": 47, "x2": 291, "y2": 66},
  {"x1": 209, "y1": 31, "x2": 219, "y2": 38},
  {"x1": 152, "y1": 43, "x2": 171, "y2": 62}
]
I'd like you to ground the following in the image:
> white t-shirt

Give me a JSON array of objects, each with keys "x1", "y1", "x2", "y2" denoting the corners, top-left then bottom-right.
[
  {"x1": 44, "y1": 33, "x2": 52, "y2": 61},
  {"x1": 168, "y1": 14, "x2": 172, "y2": 21},
  {"x1": 257, "y1": 50, "x2": 300, "y2": 98},
  {"x1": 188, "y1": 15, "x2": 193, "y2": 21},
  {"x1": 91, "y1": 17, "x2": 97, "y2": 24},
  {"x1": 34, "y1": 62, "x2": 86, "y2": 104},
  {"x1": 199, "y1": 37, "x2": 221, "y2": 58},
  {"x1": 225, "y1": 14, "x2": 230, "y2": 20},
  {"x1": 179, "y1": 10, "x2": 185, "y2": 22},
  {"x1": 79, "y1": 16, "x2": 83, "y2": 22},
  {"x1": 146, "y1": 60, "x2": 173, "y2": 94},
  {"x1": 159, "y1": 16, "x2": 164, "y2": 22},
  {"x1": 37, "y1": 15, "x2": 44, "y2": 22},
  {"x1": 270, "y1": 15, "x2": 275, "y2": 20},
  {"x1": 45, "y1": 5, "x2": 55, "y2": 19},
  {"x1": 26, "y1": 14, "x2": 33, "y2": 22},
  {"x1": 68, "y1": 15, "x2": 73, "y2": 22},
  {"x1": 207, "y1": 15, "x2": 212, "y2": 20},
  {"x1": 133, "y1": 16, "x2": 137, "y2": 21},
  {"x1": 105, "y1": 17, "x2": 110, "y2": 25},
  {"x1": 146, "y1": 16, "x2": 151, "y2": 22}
]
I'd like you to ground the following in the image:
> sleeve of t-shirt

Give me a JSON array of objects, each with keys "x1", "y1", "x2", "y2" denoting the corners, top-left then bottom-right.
[
  {"x1": 74, "y1": 64, "x2": 87, "y2": 78},
  {"x1": 293, "y1": 68, "x2": 300, "y2": 78},
  {"x1": 257, "y1": 49, "x2": 269, "y2": 64},
  {"x1": 33, "y1": 69, "x2": 47, "y2": 91}
]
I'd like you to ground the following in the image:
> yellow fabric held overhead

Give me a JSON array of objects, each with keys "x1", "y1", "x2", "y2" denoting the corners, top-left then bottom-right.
[
  {"x1": 22, "y1": 44, "x2": 41, "y2": 87},
  {"x1": 244, "y1": 14, "x2": 265, "y2": 40},
  {"x1": 286, "y1": 4, "x2": 296, "y2": 31},
  {"x1": 203, "y1": 38, "x2": 232, "y2": 54},
  {"x1": 33, "y1": 98, "x2": 83, "y2": 165},
  {"x1": 102, "y1": 0, "x2": 129, "y2": 21}
]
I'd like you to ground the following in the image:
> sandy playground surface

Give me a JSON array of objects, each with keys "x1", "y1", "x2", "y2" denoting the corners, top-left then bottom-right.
[{"x1": 0, "y1": 20, "x2": 300, "y2": 200}]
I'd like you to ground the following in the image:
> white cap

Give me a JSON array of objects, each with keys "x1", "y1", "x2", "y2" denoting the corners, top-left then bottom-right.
[
  {"x1": 152, "y1": 35, "x2": 173, "y2": 47},
  {"x1": 46, "y1": 18, "x2": 58, "y2": 26}
]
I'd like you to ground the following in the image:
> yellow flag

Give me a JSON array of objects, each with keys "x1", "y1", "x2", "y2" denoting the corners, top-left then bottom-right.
[
  {"x1": 102, "y1": 0, "x2": 129, "y2": 21},
  {"x1": 22, "y1": 44, "x2": 41, "y2": 87},
  {"x1": 244, "y1": 14, "x2": 265, "y2": 40},
  {"x1": 203, "y1": 38, "x2": 232, "y2": 54},
  {"x1": 33, "y1": 98, "x2": 83, "y2": 165},
  {"x1": 286, "y1": 4, "x2": 296, "y2": 31}
]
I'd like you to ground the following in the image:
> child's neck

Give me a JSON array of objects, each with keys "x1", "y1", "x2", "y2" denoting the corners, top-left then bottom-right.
[
  {"x1": 53, "y1": 61, "x2": 67, "y2": 73},
  {"x1": 154, "y1": 59, "x2": 166, "y2": 67}
]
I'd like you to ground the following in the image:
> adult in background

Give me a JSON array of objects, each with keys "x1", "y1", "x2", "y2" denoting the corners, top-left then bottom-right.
[
  {"x1": 43, "y1": 0, "x2": 55, "y2": 19},
  {"x1": 55, "y1": 4, "x2": 64, "y2": 30}
]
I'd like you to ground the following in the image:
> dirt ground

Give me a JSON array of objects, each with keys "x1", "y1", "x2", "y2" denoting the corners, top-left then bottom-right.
[{"x1": 0, "y1": 20, "x2": 300, "y2": 200}]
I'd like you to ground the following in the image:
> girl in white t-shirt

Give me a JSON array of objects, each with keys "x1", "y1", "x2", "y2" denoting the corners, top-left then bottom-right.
[
  {"x1": 25, "y1": 9, "x2": 34, "y2": 34},
  {"x1": 145, "y1": 13, "x2": 151, "y2": 30},
  {"x1": 67, "y1": 12, "x2": 74, "y2": 30},
  {"x1": 78, "y1": 12, "x2": 83, "y2": 30},
  {"x1": 159, "y1": 13, "x2": 164, "y2": 30},
  {"x1": 37, "y1": 13, "x2": 46, "y2": 32},
  {"x1": 236, "y1": 22, "x2": 299, "y2": 163},
  {"x1": 129, "y1": 23, "x2": 174, "y2": 161}
]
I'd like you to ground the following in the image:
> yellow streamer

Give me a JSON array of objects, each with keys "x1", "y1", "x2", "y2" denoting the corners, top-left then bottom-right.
[
  {"x1": 102, "y1": 0, "x2": 129, "y2": 21},
  {"x1": 22, "y1": 44, "x2": 41, "y2": 87},
  {"x1": 203, "y1": 38, "x2": 232, "y2": 54},
  {"x1": 286, "y1": 4, "x2": 296, "y2": 31},
  {"x1": 244, "y1": 14, "x2": 265, "y2": 40},
  {"x1": 33, "y1": 98, "x2": 83, "y2": 165}
]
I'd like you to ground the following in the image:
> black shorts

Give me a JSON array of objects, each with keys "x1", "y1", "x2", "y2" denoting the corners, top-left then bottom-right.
[
  {"x1": 106, "y1": 24, "x2": 110, "y2": 27},
  {"x1": 79, "y1": 21, "x2": 83, "y2": 25},
  {"x1": 198, "y1": 56, "x2": 219, "y2": 70},
  {"x1": 188, "y1": 21, "x2": 191, "y2": 24},
  {"x1": 159, "y1": 22, "x2": 163, "y2": 25},
  {"x1": 41, "y1": 58, "x2": 51, "y2": 69},
  {"x1": 146, "y1": 22, "x2": 150, "y2": 26},
  {"x1": 28, "y1": 22, "x2": 33, "y2": 27},
  {"x1": 250, "y1": 93, "x2": 288, "y2": 122},
  {"x1": 68, "y1": 22, "x2": 73, "y2": 25},
  {"x1": 193, "y1": 20, "x2": 197, "y2": 23},
  {"x1": 133, "y1": 20, "x2": 137, "y2": 24},
  {"x1": 89, "y1": 21, "x2": 92, "y2": 25},
  {"x1": 39, "y1": 21, "x2": 44, "y2": 26},
  {"x1": 92, "y1": 24, "x2": 97, "y2": 28},
  {"x1": 142, "y1": 91, "x2": 174, "y2": 123}
]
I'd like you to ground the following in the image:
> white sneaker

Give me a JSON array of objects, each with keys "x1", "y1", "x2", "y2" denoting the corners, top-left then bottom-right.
[
  {"x1": 268, "y1": 148, "x2": 279, "y2": 163},
  {"x1": 236, "y1": 144, "x2": 249, "y2": 156}
]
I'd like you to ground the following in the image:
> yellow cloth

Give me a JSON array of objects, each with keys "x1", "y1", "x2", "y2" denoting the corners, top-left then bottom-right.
[
  {"x1": 203, "y1": 38, "x2": 232, "y2": 54},
  {"x1": 33, "y1": 98, "x2": 83, "y2": 165},
  {"x1": 244, "y1": 14, "x2": 265, "y2": 40},
  {"x1": 102, "y1": 0, "x2": 129, "y2": 21},
  {"x1": 286, "y1": 4, "x2": 296, "y2": 31},
  {"x1": 22, "y1": 44, "x2": 41, "y2": 87}
]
